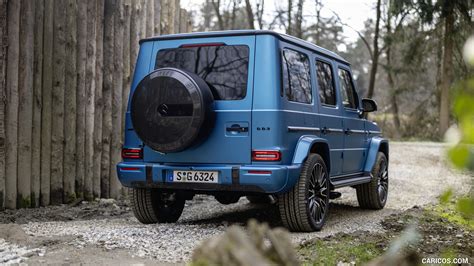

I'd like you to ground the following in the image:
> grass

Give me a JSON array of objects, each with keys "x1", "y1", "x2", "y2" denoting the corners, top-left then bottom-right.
[
  {"x1": 430, "y1": 198, "x2": 474, "y2": 230},
  {"x1": 298, "y1": 234, "x2": 384, "y2": 265}
]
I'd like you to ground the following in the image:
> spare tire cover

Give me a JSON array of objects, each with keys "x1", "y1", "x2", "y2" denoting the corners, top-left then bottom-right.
[{"x1": 131, "y1": 67, "x2": 215, "y2": 153}]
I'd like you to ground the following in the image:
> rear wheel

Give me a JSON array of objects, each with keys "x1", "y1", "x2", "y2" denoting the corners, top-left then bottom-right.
[
  {"x1": 129, "y1": 188, "x2": 185, "y2": 224},
  {"x1": 356, "y1": 152, "x2": 388, "y2": 209},
  {"x1": 278, "y1": 154, "x2": 330, "y2": 232}
]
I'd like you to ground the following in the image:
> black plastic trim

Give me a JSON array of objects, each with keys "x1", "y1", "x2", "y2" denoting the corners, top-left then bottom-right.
[
  {"x1": 330, "y1": 172, "x2": 371, "y2": 188},
  {"x1": 129, "y1": 181, "x2": 264, "y2": 193}
]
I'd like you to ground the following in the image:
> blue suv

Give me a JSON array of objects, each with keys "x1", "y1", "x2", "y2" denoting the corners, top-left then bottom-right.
[{"x1": 118, "y1": 30, "x2": 389, "y2": 232}]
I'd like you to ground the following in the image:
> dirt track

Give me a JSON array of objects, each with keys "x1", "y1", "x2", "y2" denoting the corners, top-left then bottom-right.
[{"x1": 0, "y1": 142, "x2": 472, "y2": 264}]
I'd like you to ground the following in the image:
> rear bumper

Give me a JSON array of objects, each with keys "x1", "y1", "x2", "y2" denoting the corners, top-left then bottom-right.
[{"x1": 116, "y1": 162, "x2": 301, "y2": 194}]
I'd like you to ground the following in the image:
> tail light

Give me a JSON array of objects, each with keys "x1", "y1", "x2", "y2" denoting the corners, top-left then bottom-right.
[
  {"x1": 121, "y1": 148, "x2": 143, "y2": 159},
  {"x1": 252, "y1": 150, "x2": 281, "y2": 161}
]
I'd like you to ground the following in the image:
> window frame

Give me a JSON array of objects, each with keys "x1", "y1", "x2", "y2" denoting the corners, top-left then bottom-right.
[
  {"x1": 337, "y1": 66, "x2": 359, "y2": 111},
  {"x1": 315, "y1": 58, "x2": 338, "y2": 109},
  {"x1": 280, "y1": 47, "x2": 314, "y2": 105}
]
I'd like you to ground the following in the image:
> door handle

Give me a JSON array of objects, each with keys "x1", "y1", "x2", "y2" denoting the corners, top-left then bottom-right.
[
  {"x1": 226, "y1": 125, "x2": 248, "y2": 133},
  {"x1": 321, "y1": 127, "x2": 329, "y2": 135},
  {"x1": 344, "y1": 128, "x2": 352, "y2": 135}
]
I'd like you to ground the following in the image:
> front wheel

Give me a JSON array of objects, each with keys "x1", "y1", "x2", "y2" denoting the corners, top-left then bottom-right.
[
  {"x1": 278, "y1": 153, "x2": 330, "y2": 232},
  {"x1": 129, "y1": 188, "x2": 185, "y2": 224},
  {"x1": 356, "y1": 152, "x2": 388, "y2": 209}
]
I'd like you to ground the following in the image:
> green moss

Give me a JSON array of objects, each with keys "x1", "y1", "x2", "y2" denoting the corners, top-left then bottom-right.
[
  {"x1": 298, "y1": 235, "x2": 384, "y2": 265},
  {"x1": 429, "y1": 199, "x2": 474, "y2": 230},
  {"x1": 17, "y1": 195, "x2": 31, "y2": 208},
  {"x1": 64, "y1": 192, "x2": 76, "y2": 204}
]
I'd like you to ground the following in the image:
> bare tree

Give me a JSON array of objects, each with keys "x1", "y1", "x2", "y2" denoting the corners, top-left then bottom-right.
[
  {"x1": 0, "y1": 0, "x2": 7, "y2": 210},
  {"x1": 294, "y1": 0, "x2": 304, "y2": 38},
  {"x1": 366, "y1": 0, "x2": 382, "y2": 99},
  {"x1": 245, "y1": 0, "x2": 255, "y2": 29}
]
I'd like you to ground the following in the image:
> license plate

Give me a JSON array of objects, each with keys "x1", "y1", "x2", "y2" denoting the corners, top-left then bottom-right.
[{"x1": 172, "y1": 170, "x2": 218, "y2": 183}]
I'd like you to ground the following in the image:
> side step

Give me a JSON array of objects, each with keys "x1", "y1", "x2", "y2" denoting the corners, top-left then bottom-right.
[{"x1": 330, "y1": 173, "x2": 372, "y2": 189}]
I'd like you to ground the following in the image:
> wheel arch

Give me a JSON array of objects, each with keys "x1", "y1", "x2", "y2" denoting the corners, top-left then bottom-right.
[
  {"x1": 363, "y1": 136, "x2": 389, "y2": 172},
  {"x1": 292, "y1": 135, "x2": 331, "y2": 173}
]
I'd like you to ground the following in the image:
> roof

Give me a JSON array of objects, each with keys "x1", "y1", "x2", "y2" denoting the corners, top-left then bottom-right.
[{"x1": 139, "y1": 30, "x2": 349, "y2": 64}]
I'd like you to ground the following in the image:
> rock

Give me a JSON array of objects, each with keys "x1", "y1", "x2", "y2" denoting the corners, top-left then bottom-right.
[
  {"x1": 192, "y1": 219, "x2": 300, "y2": 266},
  {"x1": 98, "y1": 198, "x2": 116, "y2": 207}
]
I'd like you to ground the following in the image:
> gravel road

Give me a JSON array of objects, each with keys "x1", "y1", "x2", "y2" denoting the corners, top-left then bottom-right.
[{"x1": 0, "y1": 142, "x2": 472, "y2": 264}]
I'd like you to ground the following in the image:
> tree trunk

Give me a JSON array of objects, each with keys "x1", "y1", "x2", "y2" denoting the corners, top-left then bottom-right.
[
  {"x1": 439, "y1": 10, "x2": 454, "y2": 137},
  {"x1": 0, "y1": 0, "x2": 7, "y2": 210},
  {"x1": 41, "y1": 0, "x2": 54, "y2": 207},
  {"x1": 294, "y1": 0, "x2": 304, "y2": 38},
  {"x1": 51, "y1": 0, "x2": 67, "y2": 204},
  {"x1": 130, "y1": 0, "x2": 140, "y2": 73},
  {"x1": 93, "y1": 0, "x2": 105, "y2": 199},
  {"x1": 110, "y1": 0, "x2": 124, "y2": 199},
  {"x1": 256, "y1": 0, "x2": 264, "y2": 29},
  {"x1": 244, "y1": 0, "x2": 255, "y2": 29},
  {"x1": 75, "y1": 0, "x2": 87, "y2": 201},
  {"x1": 385, "y1": 12, "x2": 401, "y2": 139},
  {"x1": 140, "y1": 0, "x2": 146, "y2": 38},
  {"x1": 154, "y1": 0, "x2": 161, "y2": 35},
  {"x1": 212, "y1": 0, "x2": 224, "y2": 30},
  {"x1": 101, "y1": 0, "x2": 115, "y2": 198},
  {"x1": 84, "y1": 0, "x2": 97, "y2": 200},
  {"x1": 366, "y1": 0, "x2": 381, "y2": 99},
  {"x1": 63, "y1": 0, "x2": 77, "y2": 203},
  {"x1": 5, "y1": 0, "x2": 20, "y2": 209},
  {"x1": 31, "y1": 0, "x2": 44, "y2": 208},
  {"x1": 286, "y1": 0, "x2": 292, "y2": 35}
]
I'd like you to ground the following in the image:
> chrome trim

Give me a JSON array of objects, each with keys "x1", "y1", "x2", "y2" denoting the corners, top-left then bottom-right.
[
  {"x1": 369, "y1": 131, "x2": 382, "y2": 134},
  {"x1": 288, "y1": 126, "x2": 321, "y2": 132},
  {"x1": 328, "y1": 128, "x2": 344, "y2": 133},
  {"x1": 351, "y1": 129, "x2": 366, "y2": 134}
]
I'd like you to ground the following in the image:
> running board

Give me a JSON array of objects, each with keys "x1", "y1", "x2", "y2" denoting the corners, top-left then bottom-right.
[{"x1": 330, "y1": 173, "x2": 372, "y2": 188}]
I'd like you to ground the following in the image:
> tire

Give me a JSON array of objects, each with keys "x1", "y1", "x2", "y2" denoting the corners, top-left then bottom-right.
[
  {"x1": 356, "y1": 152, "x2": 388, "y2": 209},
  {"x1": 129, "y1": 188, "x2": 185, "y2": 224},
  {"x1": 131, "y1": 67, "x2": 215, "y2": 153},
  {"x1": 278, "y1": 154, "x2": 330, "y2": 232},
  {"x1": 246, "y1": 195, "x2": 273, "y2": 204}
]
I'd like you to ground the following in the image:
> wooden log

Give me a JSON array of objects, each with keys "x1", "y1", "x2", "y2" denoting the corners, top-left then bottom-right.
[
  {"x1": 51, "y1": 0, "x2": 67, "y2": 204},
  {"x1": 174, "y1": 0, "x2": 180, "y2": 33},
  {"x1": 101, "y1": 0, "x2": 115, "y2": 198},
  {"x1": 153, "y1": 0, "x2": 161, "y2": 35},
  {"x1": 17, "y1": 0, "x2": 35, "y2": 208},
  {"x1": 93, "y1": 0, "x2": 105, "y2": 199},
  {"x1": 122, "y1": 0, "x2": 131, "y2": 137},
  {"x1": 31, "y1": 0, "x2": 45, "y2": 208},
  {"x1": 40, "y1": 0, "x2": 54, "y2": 207},
  {"x1": 5, "y1": 0, "x2": 20, "y2": 209},
  {"x1": 75, "y1": 0, "x2": 87, "y2": 201},
  {"x1": 168, "y1": 0, "x2": 176, "y2": 34},
  {"x1": 63, "y1": 0, "x2": 77, "y2": 203},
  {"x1": 84, "y1": 0, "x2": 97, "y2": 201},
  {"x1": 130, "y1": 0, "x2": 140, "y2": 76},
  {"x1": 0, "y1": 0, "x2": 8, "y2": 210},
  {"x1": 146, "y1": 0, "x2": 154, "y2": 37},
  {"x1": 161, "y1": 0, "x2": 170, "y2": 34},
  {"x1": 179, "y1": 9, "x2": 187, "y2": 33},
  {"x1": 110, "y1": 0, "x2": 124, "y2": 199}
]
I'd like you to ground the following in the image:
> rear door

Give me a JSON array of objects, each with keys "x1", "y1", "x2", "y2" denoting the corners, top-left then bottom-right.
[{"x1": 142, "y1": 36, "x2": 255, "y2": 164}]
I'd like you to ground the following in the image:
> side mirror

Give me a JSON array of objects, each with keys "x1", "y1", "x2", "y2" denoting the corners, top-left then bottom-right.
[{"x1": 361, "y1": 98, "x2": 377, "y2": 113}]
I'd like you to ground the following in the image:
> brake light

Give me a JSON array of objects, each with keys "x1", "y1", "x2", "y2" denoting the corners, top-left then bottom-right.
[
  {"x1": 121, "y1": 148, "x2": 143, "y2": 159},
  {"x1": 121, "y1": 167, "x2": 140, "y2": 171},
  {"x1": 251, "y1": 150, "x2": 281, "y2": 161},
  {"x1": 180, "y1": 42, "x2": 225, "y2": 48}
]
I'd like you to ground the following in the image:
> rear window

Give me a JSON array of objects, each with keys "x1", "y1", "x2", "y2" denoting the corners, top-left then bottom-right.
[{"x1": 155, "y1": 45, "x2": 249, "y2": 100}]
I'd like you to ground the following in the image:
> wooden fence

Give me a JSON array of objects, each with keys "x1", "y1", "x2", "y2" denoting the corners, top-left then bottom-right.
[{"x1": 0, "y1": 0, "x2": 192, "y2": 209}]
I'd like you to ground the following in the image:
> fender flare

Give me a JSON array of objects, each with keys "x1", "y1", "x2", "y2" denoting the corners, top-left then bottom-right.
[
  {"x1": 292, "y1": 135, "x2": 330, "y2": 170},
  {"x1": 364, "y1": 136, "x2": 389, "y2": 172}
]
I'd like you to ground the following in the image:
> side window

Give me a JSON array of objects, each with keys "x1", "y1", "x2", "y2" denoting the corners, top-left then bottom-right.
[
  {"x1": 338, "y1": 68, "x2": 358, "y2": 109},
  {"x1": 316, "y1": 60, "x2": 336, "y2": 106},
  {"x1": 281, "y1": 48, "x2": 312, "y2": 104}
]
